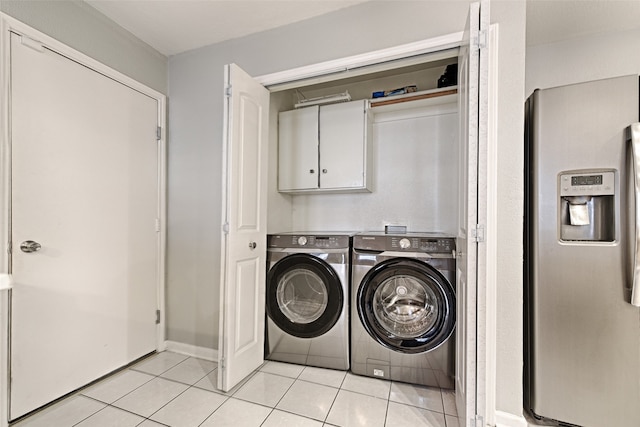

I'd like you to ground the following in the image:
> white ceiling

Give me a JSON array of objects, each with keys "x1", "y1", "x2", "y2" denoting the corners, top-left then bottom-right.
[{"x1": 84, "y1": 1, "x2": 640, "y2": 57}]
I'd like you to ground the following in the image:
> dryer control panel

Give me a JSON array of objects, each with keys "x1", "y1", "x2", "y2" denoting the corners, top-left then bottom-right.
[
  {"x1": 268, "y1": 233, "x2": 351, "y2": 249},
  {"x1": 353, "y1": 232, "x2": 455, "y2": 254}
]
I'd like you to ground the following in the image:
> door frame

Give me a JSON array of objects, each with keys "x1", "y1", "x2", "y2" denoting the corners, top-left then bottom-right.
[
  {"x1": 251, "y1": 13, "x2": 496, "y2": 426},
  {"x1": 255, "y1": 33, "x2": 463, "y2": 91},
  {"x1": 0, "y1": 13, "x2": 167, "y2": 427}
]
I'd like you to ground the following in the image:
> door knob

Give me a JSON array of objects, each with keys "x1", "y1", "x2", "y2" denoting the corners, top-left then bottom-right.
[
  {"x1": 20, "y1": 240, "x2": 41, "y2": 253},
  {"x1": 249, "y1": 241, "x2": 257, "y2": 250}
]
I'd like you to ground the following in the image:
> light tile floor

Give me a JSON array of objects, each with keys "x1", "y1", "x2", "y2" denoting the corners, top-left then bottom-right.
[{"x1": 12, "y1": 351, "x2": 460, "y2": 427}]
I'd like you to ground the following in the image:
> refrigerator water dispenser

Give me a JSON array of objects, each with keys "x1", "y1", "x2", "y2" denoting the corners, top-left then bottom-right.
[{"x1": 559, "y1": 171, "x2": 615, "y2": 241}]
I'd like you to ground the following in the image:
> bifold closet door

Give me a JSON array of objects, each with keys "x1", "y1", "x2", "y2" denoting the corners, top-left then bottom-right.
[{"x1": 9, "y1": 32, "x2": 160, "y2": 420}]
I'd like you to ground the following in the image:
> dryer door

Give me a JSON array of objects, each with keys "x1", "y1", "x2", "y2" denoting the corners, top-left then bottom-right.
[
  {"x1": 267, "y1": 253, "x2": 343, "y2": 338},
  {"x1": 357, "y1": 258, "x2": 455, "y2": 353}
]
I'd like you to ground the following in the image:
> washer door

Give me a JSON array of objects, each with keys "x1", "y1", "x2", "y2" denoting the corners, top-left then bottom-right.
[
  {"x1": 357, "y1": 258, "x2": 455, "y2": 354},
  {"x1": 267, "y1": 253, "x2": 343, "y2": 338}
]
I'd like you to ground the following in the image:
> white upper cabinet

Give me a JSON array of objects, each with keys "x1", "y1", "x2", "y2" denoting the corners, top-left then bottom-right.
[{"x1": 278, "y1": 99, "x2": 372, "y2": 193}]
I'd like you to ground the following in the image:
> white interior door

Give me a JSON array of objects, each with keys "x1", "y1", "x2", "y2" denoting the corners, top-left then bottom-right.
[
  {"x1": 218, "y1": 64, "x2": 270, "y2": 392},
  {"x1": 9, "y1": 33, "x2": 160, "y2": 420},
  {"x1": 456, "y1": 2, "x2": 488, "y2": 426}
]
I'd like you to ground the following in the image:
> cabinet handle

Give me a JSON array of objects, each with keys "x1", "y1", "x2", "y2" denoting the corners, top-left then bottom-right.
[
  {"x1": 309, "y1": 169, "x2": 315, "y2": 174},
  {"x1": 322, "y1": 169, "x2": 328, "y2": 174}
]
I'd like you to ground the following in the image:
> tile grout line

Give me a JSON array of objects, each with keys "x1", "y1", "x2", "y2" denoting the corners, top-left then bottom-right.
[
  {"x1": 382, "y1": 380, "x2": 393, "y2": 427},
  {"x1": 279, "y1": 366, "x2": 347, "y2": 426},
  {"x1": 257, "y1": 365, "x2": 305, "y2": 426},
  {"x1": 324, "y1": 369, "x2": 350, "y2": 426},
  {"x1": 82, "y1": 369, "x2": 157, "y2": 409},
  {"x1": 143, "y1": 362, "x2": 222, "y2": 425},
  {"x1": 440, "y1": 389, "x2": 447, "y2": 426},
  {"x1": 65, "y1": 397, "x2": 105, "y2": 427},
  {"x1": 260, "y1": 365, "x2": 354, "y2": 425},
  {"x1": 322, "y1": 381, "x2": 344, "y2": 425},
  {"x1": 116, "y1": 354, "x2": 213, "y2": 425}
]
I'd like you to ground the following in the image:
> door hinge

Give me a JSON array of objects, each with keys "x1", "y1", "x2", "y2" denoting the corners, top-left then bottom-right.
[
  {"x1": 225, "y1": 85, "x2": 232, "y2": 98},
  {"x1": 473, "y1": 29, "x2": 487, "y2": 50},
  {"x1": 155, "y1": 218, "x2": 161, "y2": 232},
  {"x1": 155, "y1": 310, "x2": 161, "y2": 324},
  {"x1": 20, "y1": 35, "x2": 45, "y2": 52},
  {"x1": 220, "y1": 357, "x2": 226, "y2": 370},
  {"x1": 156, "y1": 126, "x2": 162, "y2": 141},
  {"x1": 222, "y1": 222, "x2": 229, "y2": 235},
  {"x1": 7, "y1": 241, "x2": 11, "y2": 256},
  {"x1": 472, "y1": 224, "x2": 485, "y2": 243}
]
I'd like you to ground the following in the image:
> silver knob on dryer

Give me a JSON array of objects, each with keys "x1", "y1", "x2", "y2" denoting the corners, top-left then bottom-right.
[
  {"x1": 297, "y1": 236, "x2": 308, "y2": 246},
  {"x1": 399, "y1": 238, "x2": 411, "y2": 249}
]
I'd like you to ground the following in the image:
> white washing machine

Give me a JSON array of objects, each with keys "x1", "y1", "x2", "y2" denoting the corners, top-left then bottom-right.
[
  {"x1": 266, "y1": 232, "x2": 351, "y2": 370},
  {"x1": 351, "y1": 232, "x2": 456, "y2": 388}
]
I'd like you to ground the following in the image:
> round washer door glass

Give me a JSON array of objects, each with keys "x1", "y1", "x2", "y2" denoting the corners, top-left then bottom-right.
[
  {"x1": 357, "y1": 258, "x2": 455, "y2": 353},
  {"x1": 267, "y1": 253, "x2": 344, "y2": 339},
  {"x1": 373, "y1": 274, "x2": 439, "y2": 339},
  {"x1": 277, "y1": 268, "x2": 328, "y2": 324}
]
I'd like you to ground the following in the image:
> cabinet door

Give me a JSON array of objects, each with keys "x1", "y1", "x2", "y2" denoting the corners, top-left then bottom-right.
[
  {"x1": 319, "y1": 100, "x2": 370, "y2": 190},
  {"x1": 278, "y1": 106, "x2": 319, "y2": 191}
]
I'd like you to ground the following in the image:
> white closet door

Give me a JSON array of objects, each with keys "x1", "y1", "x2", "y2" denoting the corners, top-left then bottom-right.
[
  {"x1": 10, "y1": 33, "x2": 160, "y2": 420},
  {"x1": 456, "y1": 1, "x2": 489, "y2": 426},
  {"x1": 218, "y1": 64, "x2": 269, "y2": 392}
]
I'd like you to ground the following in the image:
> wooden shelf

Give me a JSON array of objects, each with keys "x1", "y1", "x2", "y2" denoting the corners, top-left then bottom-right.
[{"x1": 370, "y1": 86, "x2": 457, "y2": 108}]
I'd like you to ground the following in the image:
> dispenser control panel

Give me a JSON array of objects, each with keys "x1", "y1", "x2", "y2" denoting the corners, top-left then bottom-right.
[
  {"x1": 571, "y1": 175, "x2": 602, "y2": 186},
  {"x1": 560, "y1": 171, "x2": 615, "y2": 196}
]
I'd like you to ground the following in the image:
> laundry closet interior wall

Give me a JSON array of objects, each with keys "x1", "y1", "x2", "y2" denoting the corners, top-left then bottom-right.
[{"x1": 266, "y1": 58, "x2": 460, "y2": 234}]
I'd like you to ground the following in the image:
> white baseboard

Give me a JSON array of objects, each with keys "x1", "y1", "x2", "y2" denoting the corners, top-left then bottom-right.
[
  {"x1": 164, "y1": 341, "x2": 218, "y2": 362},
  {"x1": 494, "y1": 411, "x2": 529, "y2": 427}
]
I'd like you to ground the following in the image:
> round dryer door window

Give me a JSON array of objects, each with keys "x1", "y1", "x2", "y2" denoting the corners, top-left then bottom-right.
[
  {"x1": 357, "y1": 258, "x2": 455, "y2": 353},
  {"x1": 267, "y1": 253, "x2": 343, "y2": 338}
]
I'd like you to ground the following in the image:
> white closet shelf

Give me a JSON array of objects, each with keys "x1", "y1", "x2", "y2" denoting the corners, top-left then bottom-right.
[{"x1": 370, "y1": 86, "x2": 458, "y2": 109}]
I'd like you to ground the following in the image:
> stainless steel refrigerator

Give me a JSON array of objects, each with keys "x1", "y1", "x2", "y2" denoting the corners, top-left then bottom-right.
[{"x1": 525, "y1": 75, "x2": 640, "y2": 427}]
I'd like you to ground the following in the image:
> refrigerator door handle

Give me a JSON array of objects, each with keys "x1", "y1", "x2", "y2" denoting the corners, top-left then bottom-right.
[{"x1": 628, "y1": 123, "x2": 640, "y2": 307}]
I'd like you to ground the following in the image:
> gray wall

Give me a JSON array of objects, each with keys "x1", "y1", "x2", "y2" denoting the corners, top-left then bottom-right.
[
  {"x1": 526, "y1": 26, "x2": 640, "y2": 95},
  {"x1": 0, "y1": 0, "x2": 167, "y2": 94},
  {"x1": 491, "y1": 1, "x2": 527, "y2": 421}
]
